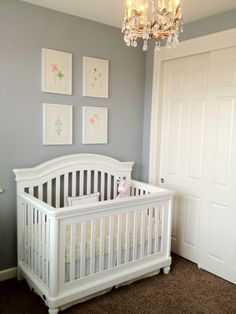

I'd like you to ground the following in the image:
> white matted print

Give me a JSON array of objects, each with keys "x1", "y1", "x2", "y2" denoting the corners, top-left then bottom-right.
[
  {"x1": 42, "y1": 48, "x2": 72, "y2": 95},
  {"x1": 43, "y1": 103, "x2": 73, "y2": 145},
  {"x1": 83, "y1": 57, "x2": 109, "y2": 98},
  {"x1": 82, "y1": 106, "x2": 108, "y2": 144}
]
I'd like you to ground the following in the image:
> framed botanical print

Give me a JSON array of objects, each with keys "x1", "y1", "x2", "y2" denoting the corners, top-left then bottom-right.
[
  {"x1": 82, "y1": 106, "x2": 108, "y2": 144},
  {"x1": 43, "y1": 103, "x2": 73, "y2": 145},
  {"x1": 83, "y1": 57, "x2": 109, "y2": 98},
  {"x1": 42, "y1": 48, "x2": 72, "y2": 95}
]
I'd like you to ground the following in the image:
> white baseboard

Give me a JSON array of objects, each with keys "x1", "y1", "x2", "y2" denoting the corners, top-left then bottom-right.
[{"x1": 0, "y1": 267, "x2": 17, "y2": 282}]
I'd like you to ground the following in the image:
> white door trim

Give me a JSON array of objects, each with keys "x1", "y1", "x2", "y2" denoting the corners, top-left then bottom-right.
[{"x1": 149, "y1": 28, "x2": 236, "y2": 184}]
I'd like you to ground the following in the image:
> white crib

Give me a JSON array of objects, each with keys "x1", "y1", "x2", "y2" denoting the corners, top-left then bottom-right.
[{"x1": 14, "y1": 154, "x2": 174, "y2": 314}]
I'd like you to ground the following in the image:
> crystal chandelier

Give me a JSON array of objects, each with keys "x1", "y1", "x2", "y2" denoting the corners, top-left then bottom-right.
[{"x1": 122, "y1": 0, "x2": 183, "y2": 51}]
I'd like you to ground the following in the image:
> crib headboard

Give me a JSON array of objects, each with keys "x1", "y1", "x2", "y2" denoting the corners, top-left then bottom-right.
[{"x1": 13, "y1": 154, "x2": 134, "y2": 207}]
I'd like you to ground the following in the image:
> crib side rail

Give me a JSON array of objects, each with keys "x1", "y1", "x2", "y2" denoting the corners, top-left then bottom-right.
[
  {"x1": 130, "y1": 180, "x2": 170, "y2": 195},
  {"x1": 57, "y1": 193, "x2": 173, "y2": 294}
]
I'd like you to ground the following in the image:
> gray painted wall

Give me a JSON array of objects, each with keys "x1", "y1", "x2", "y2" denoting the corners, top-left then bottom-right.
[
  {"x1": 142, "y1": 9, "x2": 236, "y2": 182},
  {"x1": 0, "y1": 0, "x2": 146, "y2": 270}
]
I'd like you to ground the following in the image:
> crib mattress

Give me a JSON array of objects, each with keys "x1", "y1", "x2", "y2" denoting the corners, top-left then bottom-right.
[{"x1": 64, "y1": 240, "x2": 159, "y2": 282}]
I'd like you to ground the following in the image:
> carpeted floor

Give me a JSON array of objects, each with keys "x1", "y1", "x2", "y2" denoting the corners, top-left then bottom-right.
[{"x1": 0, "y1": 254, "x2": 236, "y2": 314}]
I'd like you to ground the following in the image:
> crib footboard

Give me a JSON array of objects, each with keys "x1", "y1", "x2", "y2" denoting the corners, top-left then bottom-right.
[{"x1": 17, "y1": 183, "x2": 174, "y2": 312}]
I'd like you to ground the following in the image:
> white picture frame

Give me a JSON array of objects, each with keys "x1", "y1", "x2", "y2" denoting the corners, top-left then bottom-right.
[
  {"x1": 82, "y1": 106, "x2": 108, "y2": 144},
  {"x1": 83, "y1": 57, "x2": 109, "y2": 98},
  {"x1": 42, "y1": 48, "x2": 72, "y2": 95},
  {"x1": 43, "y1": 103, "x2": 73, "y2": 145}
]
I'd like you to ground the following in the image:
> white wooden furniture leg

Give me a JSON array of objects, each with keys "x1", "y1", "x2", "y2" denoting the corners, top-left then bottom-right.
[
  {"x1": 163, "y1": 266, "x2": 171, "y2": 274},
  {"x1": 48, "y1": 308, "x2": 59, "y2": 314},
  {"x1": 17, "y1": 268, "x2": 23, "y2": 281}
]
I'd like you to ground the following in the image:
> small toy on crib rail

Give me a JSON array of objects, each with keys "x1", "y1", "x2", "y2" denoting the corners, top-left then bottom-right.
[{"x1": 116, "y1": 178, "x2": 130, "y2": 199}]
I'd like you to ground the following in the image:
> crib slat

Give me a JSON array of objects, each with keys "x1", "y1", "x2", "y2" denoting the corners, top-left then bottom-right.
[
  {"x1": 55, "y1": 177, "x2": 60, "y2": 208},
  {"x1": 46, "y1": 216, "x2": 49, "y2": 287},
  {"x1": 130, "y1": 186, "x2": 134, "y2": 197},
  {"x1": 154, "y1": 207, "x2": 159, "y2": 253},
  {"x1": 90, "y1": 220, "x2": 96, "y2": 275},
  {"x1": 125, "y1": 213, "x2": 130, "y2": 263},
  {"x1": 107, "y1": 174, "x2": 111, "y2": 200},
  {"x1": 64, "y1": 173, "x2": 69, "y2": 206},
  {"x1": 113, "y1": 177, "x2": 118, "y2": 198},
  {"x1": 108, "y1": 216, "x2": 114, "y2": 268},
  {"x1": 101, "y1": 172, "x2": 104, "y2": 201},
  {"x1": 38, "y1": 211, "x2": 42, "y2": 278},
  {"x1": 140, "y1": 209, "x2": 146, "y2": 258},
  {"x1": 80, "y1": 222, "x2": 86, "y2": 278},
  {"x1": 79, "y1": 171, "x2": 83, "y2": 196},
  {"x1": 47, "y1": 181, "x2": 52, "y2": 206},
  {"x1": 70, "y1": 224, "x2": 76, "y2": 281},
  {"x1": 148, "y1": 208, "x2": 153, "y2": 255},
  {"x1": 21, "y1": 202, "x2": 26, "y2": 262},
  {"x1": 31, "y1": 207, "x2": 37, "y2": 272},
  {"x1": 42, "y1": 213, "x2": 46, "y2": 283},
  {"x1": 87, "y1": 170, "x2": 91, "y2": 195},
  {"x1": 94, "y1": 171, "x2": 98, "y2": 193},
  {"x1": 34, "y1": 209, "x2": 37, "y2": 273},
  {"x1": 117, "y1": 214, "x2": 122, "y2": 265},
  {"x1": 30, "y1": 205, "x2": 34, "y2": 270},
  {"x1": 27, "y1": 204, "x2": 31, "y2": 267},
  {"x1": 133, "y1": 211, "x2": 138, "y2": 260},
  {"x1": 25, "y1": 204, "x2": 28, "y2": 265},
  {"x1": 99, "y1": 218, "x2": 105, "y2": 272},
  {"x1": 72, "y1": 171, "x2": 76, "y2": 197},
  {"x1": 29, "y1": 187, "x2": 34, "y2": 197},
  {"x1": 160, "y1": 206, "x2": 164, "y2": 252},
  {"x1": 38, "y1": 185, "x2": 43, "y2": 201}
]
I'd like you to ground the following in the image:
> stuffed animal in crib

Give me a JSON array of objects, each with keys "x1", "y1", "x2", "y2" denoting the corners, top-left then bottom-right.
[{"x1": 116, "y1": 178, "x2": 130, "y2": 199}]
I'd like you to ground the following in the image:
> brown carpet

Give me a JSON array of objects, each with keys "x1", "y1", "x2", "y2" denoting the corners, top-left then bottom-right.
[{"x1": 0, "y1": 254, "x2": 236, "y2": 314}]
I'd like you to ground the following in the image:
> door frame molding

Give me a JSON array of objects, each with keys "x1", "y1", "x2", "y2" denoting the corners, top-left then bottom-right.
[{"x1": 149, "y1": 28, "x2": 236, "y2": 184}]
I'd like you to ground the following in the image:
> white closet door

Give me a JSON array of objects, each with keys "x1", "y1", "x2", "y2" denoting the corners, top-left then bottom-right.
[
  {"x1": 160, "y1": 47, "x2": 236, "y2": 284},
  {"x1": 198, "y1": 47, "x2": 236, "y2": 284},
  {"x1": 160, "y1": 53, "x2": 209, "y2": 263}
]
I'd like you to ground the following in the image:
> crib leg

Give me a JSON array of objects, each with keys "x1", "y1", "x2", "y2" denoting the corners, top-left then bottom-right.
[
  {"x1": 17, "y1": 268, "x2": 23, "y2": 281},
  {"x1": 163, "y1": 266, "x2": 171, "y2": 275},
  {"x1": 48, "y1": 308, "x2": 59, "y2": 314}
]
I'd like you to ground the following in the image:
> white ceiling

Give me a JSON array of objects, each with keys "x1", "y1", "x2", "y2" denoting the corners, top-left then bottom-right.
[{"x1": 21, "y1": 0, "x2": 236, "y2": 28}]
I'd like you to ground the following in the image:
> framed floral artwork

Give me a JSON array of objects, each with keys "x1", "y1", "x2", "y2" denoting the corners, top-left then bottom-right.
[
  {"x1": 42, "y1": 48, "x2": 72, "y2": 95},
  {"x1": 83, "y1": 57, "x2": 109, "y2": 98},
  {"x1": 43, "y1": 103, "x2": 73, "y2": 145},
  {"x1": 82, "y1": 106, "x2": 108, "y2": 144}
]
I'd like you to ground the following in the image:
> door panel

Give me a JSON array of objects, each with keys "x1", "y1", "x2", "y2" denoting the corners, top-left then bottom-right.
[
  {"x1": 187, "y1": 99, "x2": 205, "y2": 180},
  {"x1": 208, "y1": 203, "x2": 227, "y2": 261},
  {"x1": 167, "y1": 100, "x2": 183, "y2": 176},
  {"x1": 212, "y1": 98, "x2": 234, "y2": 187},
  {"x1": 184, "y1": 195, "x2": 200, "y2": 248}
]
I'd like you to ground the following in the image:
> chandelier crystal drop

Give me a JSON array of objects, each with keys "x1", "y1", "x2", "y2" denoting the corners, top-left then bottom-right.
[{"x1": 122, "y1": 0, "x2": 183, "y2": 51}]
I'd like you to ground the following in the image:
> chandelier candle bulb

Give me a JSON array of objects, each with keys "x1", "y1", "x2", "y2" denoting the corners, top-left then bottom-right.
[{"x1": 127, "y1": 0, "x2": 132, "y2": 18}]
